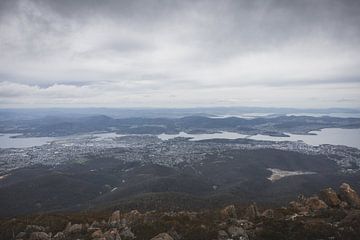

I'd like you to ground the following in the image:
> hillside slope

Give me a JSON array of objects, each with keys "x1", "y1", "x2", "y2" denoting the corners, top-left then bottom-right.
[{"x1": 1, "y1": 183, "x2": 360, "y2": 240}]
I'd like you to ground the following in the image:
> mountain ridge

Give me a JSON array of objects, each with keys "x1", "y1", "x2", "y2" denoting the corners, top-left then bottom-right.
[{"x1": 1, "y1": 183, "x2": 360, "y2": 240}]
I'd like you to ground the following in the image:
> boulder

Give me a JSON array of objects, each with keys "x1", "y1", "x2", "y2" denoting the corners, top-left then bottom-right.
[
  {"x1": 297, "y1": 194, "x2": 306, "y2": 203},
  {"x1": 261, "y1": 209, "x2": 274, "y2": 218},
  {"x1": 339, "y1": 201, "x2": 349, "y2": 209},
  {"x1": 288, "y1": 201, "x2": 309, "y2": 215},
  {"x1": 227, "y1": 225, "x2": 249, "y2": 240},
  {"x1": 53, "y1": 232, "x2": 65, "y2": 240},
  {"x1": 217, "y1": 230, "x2": 229, "y2": 240},
  {"x1": 236, "y1": 219, "x2": 254, "y2": 230},
  {"x1": 16, "y1": 232, "x2": 26, "y2": 239},
  {"x1": 124, "y1": 209, "x2": 141, "y2": 224},
  {"x1": 88, "y1": 221, "x2": 103, "y2": 232},
  {"x1": 64, "y1": 223, "x2": 83, "y2": 234},
  {"x1": 226, "y1": 218, "x2": 254, "y2": 230},
  {"x1": 220, "y1": 204, "x2": 237, "y2": 219},
  {"x1": 243, "y1": 203, "x2": 260, "y2": 220},
  {"x1": 150, "y1": 233, "x2": 174, "y2": 240},
  {"x1": 103, "y1": 228, "x2": 120, "y2": 240},
  {"x1": 90, "y1": 220, "x2": 101, "y2": 228},
  {"x1": 319, "y1": 188, "x2": 341, "y2": 207},
  {"x1": 29, "y1": 232, "x2": 50, "y2": 240},
  {"x1": 109, "y1": 210, "x2": 120, "y2": 224},
  {"x1": 168, "y1": 229, "x2": 181, "y2": 240},
  {"x1": 64, "y1": 222, "x2": 71, "y2": 232},
  {"x1": 92, "y1": 229, "x2": 103, "y2": 238},
  {"x1": 120, "y1": 227, "x2": 135, "y2": 239},
  {"x1": 305, "y1": 196, "x2": 328, "y2": 211},
  {"x1": 25, "y1": 225, "x2": 46, "y2": 233},
  {"x1": 339, "y1": 183, "x2": 360, "y2": 209}
]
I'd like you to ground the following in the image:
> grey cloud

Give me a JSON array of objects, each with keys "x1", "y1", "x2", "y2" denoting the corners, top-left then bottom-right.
[{"x1": 0, "y1": 0, "x2": 360, "y2": 108}]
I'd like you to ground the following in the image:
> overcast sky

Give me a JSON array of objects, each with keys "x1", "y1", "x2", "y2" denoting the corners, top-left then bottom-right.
[{"x1": 0, "y1": 0, "x2": 360, "y2": 108}]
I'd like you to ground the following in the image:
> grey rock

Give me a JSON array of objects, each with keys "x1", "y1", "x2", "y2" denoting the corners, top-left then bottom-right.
[
  {"x1": 168, "y1": 229, "x2": 181, "y2": 240},
  {"x1": 109, "y1": 210, "x2": 121, "y2": 225},
  {"x1": 305, "y1": 196, "x2": 328, "y2": 211},
  {"x1": 90, "y1": 220, "x2": 101, "y2": 228},
  {"x1": 243, "y1": 203, "x2": 260, "y2": 220},
  {"x1": 227, "y1": 225, "x2": 248, "y2": 240},
  {"x1": 236, "y1": 219, "x2": 254, "y2": 230},
  {"x1": 103, "y1": 228, "x2": 121, "y2": 240},
  {"x1": 150, "y1": 233, "x2": 174, "y2": 240},
  {"x1": 120, "y1": 227, "x2": 135, "y2": 239},
  {"x1": 217, "y1": 230, "x2": 229, "y2": 240},
  {"x1": 123, "y1": 210, "x2": 141, "y2": 224},
  {"x1": 64, "y1": 223, "x2": 83, "y2": 234},
  {"x1": 91, "y1": 229, "x2": 103, "y2": 239},
  {"x1": 16, "y1": 232, "x2": 26, "y2": 239},
  {"x1": 261, "y1": 209, "x2": 274, "y2": 218},
  {"x1": 29, "y1": 232, "x2": 50, "y2": 240},
  {"x1": 340, "y1": 201, "x2": 349, "y2": 209},
  {"x1": 25, "y1": 225, "x2": 46, "y2": 233},
  {"x1": 288, "y1": 201, "x2": 309, "y2": 215},
  {"x1": 339, "y1": 183, "x2": 360, "y2": 209},
  {"x1": 319, "y1": 188, "x2": 341, "y2": 207},
  {"x1": 220, "y1": 205, "x2": 237, "y2": 219},
  {"x1": 53, "y1": 232, "x2": 65, "y2": 240}
]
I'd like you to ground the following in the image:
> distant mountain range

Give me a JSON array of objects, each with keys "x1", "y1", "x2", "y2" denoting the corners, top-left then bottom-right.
[
  {"x1": 1, "y1": 107, "x2": 360, "y2": 120},
  {"x1": 1, "y1": 113, "x2": 359, "y2": 137}
]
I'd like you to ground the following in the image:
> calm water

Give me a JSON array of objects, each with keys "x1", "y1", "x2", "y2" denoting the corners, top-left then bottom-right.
[
  {"x1": 1, "y1": 128, "x2": 360, "y2": 149},
  {"x1": 158, "y1": 128, "x2": 360, "y2": 149},
  {"x1": 0, "y1": 132, "x2": 123, "y2": 149},
  {"x1": 0, "y1": 134, "x2": 60, "y2": 148},
  {"x1": 212, "y1": 112, "x2": 360, "y2": 119}
]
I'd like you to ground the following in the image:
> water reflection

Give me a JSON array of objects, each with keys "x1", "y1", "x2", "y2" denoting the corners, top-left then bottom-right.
[
  {"x1": 1, "y1": 128, "x2": 359, "y2": 149},
  {"x1": 158, "y1": 128, "x2": 360, "y2": 149}
]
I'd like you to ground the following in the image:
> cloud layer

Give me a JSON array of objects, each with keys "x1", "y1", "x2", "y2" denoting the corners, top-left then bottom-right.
[{"x1": 1, "y1": 0, "x2": 360, "y2": 108}]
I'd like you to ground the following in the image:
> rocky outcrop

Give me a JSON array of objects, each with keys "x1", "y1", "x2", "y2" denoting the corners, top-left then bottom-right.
[
  {"x1": 103, "y1": 228, "x2": 121, "y2": 240},
  {"x1": 28, "y1": 232, "x2": 50, "y2": 240},
  {"x1": 16, "y1": 232, "x2": 26, "y2": 239},
  {"x1": 150, "y1": 232, "x2": 174, "y2": 240},
  {"x1": 289, "y1": 200, "x2": 309, "y2": 215},
  {"x1": 25, "y1": 225, "x2": 46, "y2": 233},
  {"x1": 227, "y1": 225, "x2": 248, "y2": 240},
  {"x1": 220, "y1": 204, "x2": 237, "y2": 219},
  {"x1": 217, "y1": 230, "x2": 229, "y2": 240},
  {"x1": 64, "y1": 222, "x2": 83, "y2": 235},
  {"x1": 52, "y1": 232, "x2": 65, "y2": 240},
  {"x1": 289, "y1": 195, "x2": 327, "y2": 215},
  {"x1": 305, "y1": 196, "x2": 328, "y2": 211},
  {"x1": 4, "y1": 183, "x2": 360, "y2": 240},
  {"x1": 339, "y1": 183, "x2": 360, "y2": 208},
  {"x1": 108, "y1": 210, "x2": 121, "y2": 226},
  {"x1": 261, "y1": 209, "x2": 274, "y2": 218},
  {"x1": 91, "y1": 229, "x2": 103, "y2": 238},
  {"x1": 319, "y1": 187, "x2": 341, "y2": 207},
  {"x1": 244, "y1": 203, "x2": 260, "y2": 220},
  {"x1": 123, "y1": 209, "x2": 141, "y2": 225},
  {"x1": 120, "y1": 227, "x2": 135, "y2": 239}
]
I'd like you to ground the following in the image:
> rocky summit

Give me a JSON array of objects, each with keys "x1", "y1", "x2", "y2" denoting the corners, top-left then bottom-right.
[{"x1": 1, "y1": 183, "x2": 360, "y2": 240}]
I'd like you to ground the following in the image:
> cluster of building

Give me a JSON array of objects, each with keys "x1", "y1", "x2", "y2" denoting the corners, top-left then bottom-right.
[{"x1": 0, "y1": 134, "x2": 359, "y2": 175}]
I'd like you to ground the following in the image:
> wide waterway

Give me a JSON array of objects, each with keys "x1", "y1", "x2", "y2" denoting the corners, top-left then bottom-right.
[
  {"x1": 158, "y1": 128, "x2": 360, "y2": 149},
  {"x1": 1, "y1": 128, "x2": 360, "y2": 149}
]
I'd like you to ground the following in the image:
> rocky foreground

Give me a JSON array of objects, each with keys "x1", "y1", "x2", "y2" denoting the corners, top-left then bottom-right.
[{"x1": 1, "y1": 183, "x2": 360, "y2": 240}]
